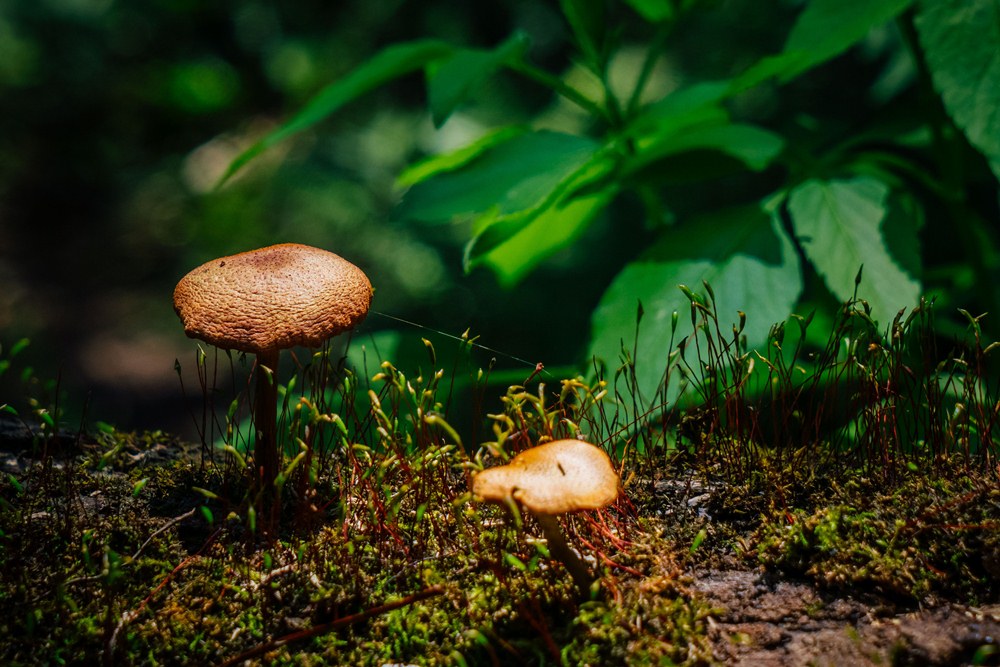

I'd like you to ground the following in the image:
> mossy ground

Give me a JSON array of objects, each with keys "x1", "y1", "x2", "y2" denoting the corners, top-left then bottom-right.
[
  {"x1": 2, "y1": 301, "x2": 998, "y2": 665},
  {"x1": 1, "y1": 426, "x2": 996, "y2": 666},
  {"x1": 0, "y1": 429, "x2": 715, "y2": 665},
  {"x1": 753, "y1": 460, "x2": 1000, "y2": 605}
]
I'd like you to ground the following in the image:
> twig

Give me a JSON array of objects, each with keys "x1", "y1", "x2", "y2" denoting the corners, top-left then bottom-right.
[
  {"x1": 134, "y1": 508, "x2": 197, "y2": 561},
  {"x1": 65, "y1": 507, "x2": 197, "y2": 588},
  {"x1": 217, "y1": 585, "x2": 445, "y2": 667},
  {"x1": 105, "y1": 526, "x2": 222, "y2": 664}
]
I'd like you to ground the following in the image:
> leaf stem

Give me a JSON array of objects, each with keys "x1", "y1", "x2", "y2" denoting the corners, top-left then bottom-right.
[
  {"x1": 626, "y1": 23, "x2": 672, "y2": 118},
  {"x1": 507, "y1": 60, "x2": 612, "y2": 125}
]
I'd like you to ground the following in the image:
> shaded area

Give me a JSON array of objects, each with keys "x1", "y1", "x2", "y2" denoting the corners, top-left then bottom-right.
[{"x1": 694, "y1": 568, "x2": 1000, "y2": 666}]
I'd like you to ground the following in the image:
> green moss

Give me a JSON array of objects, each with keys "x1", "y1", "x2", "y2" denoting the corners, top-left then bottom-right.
[
  {"x1": 4, "y1": 301, "x2": 999, "y2": 664},
  {"x1": 753, "y1": 463, "x2": 999, "y2": 603}
]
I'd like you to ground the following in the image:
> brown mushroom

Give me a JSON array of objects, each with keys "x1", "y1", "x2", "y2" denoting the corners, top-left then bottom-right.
[
  {"x1": 472, "y1": 438, "x2": 620, "y2": 599},
  {"x1": 174, "y1": 243, "x2": 372, "y2": 514}
]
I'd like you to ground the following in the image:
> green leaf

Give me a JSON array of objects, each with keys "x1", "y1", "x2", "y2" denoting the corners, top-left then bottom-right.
[
  {"x1": 626, "y1": 122, "x2": 785, "y2": 176},
  {"x1": 463, "y1": 151, "x2": 614, "y2": 265},
  {"x1": 623, "y1": 0, "x2": 675, "y2": 23},
  {"x1": 220, "y1": 39, "x2": 454, "y2": 185},
  {"x1": 9, "y1": 338, "x2": 29, "y2": 358},
  {"x1": 560, "y1": 0, "x2": 606, "y2": 65},
  {"x1": 783, "y1": 0, "x2": 915, "y2": 73},
  {"x1": 503, "y1": 551, "x2": 528, "y2": 571},
  {"x1": 346, "y1": 330, "x2": 404, "y2": 379},
  {"x1": 734, "y1": 0, "x2": 915, "y2": 88},
  {"x1": 628, "y1": 81, "x2": 731, "y2": 137},
  {"x1": 428, "y1": 32, "x2": 529, "y2": 127},
  {"x1": 588, "y1": 205, "x2": 802, "y2": 410},
  {"x1": 132, "y1": 478, "x2": 149, "y2": 497},
  {"x1": 881, "y1": 190, "x2": 924, "y2": 280},
  {"x1": 787, "y1": 177, "x2": 921, "y2": 324},
  {"x1": 397, "y1": 126, "x2": 528, "y2": 188},
  {"x1": 915, "y1": 0, "x2": 1000, "y2": 180},
  {"x1": 397, "y1": 130, "x2": 599, "y2": 223},
  {"x1": 472, "y1": 183, "x2": 617, "y2": 287},
  {"x1": 7, "y1": 474, "x2": 23, "y2": 495}
]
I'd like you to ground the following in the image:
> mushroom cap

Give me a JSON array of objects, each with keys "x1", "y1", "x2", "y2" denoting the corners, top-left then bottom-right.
[
  {"x1": 173, "y1": 243, "x2": 372, "y2": 354},
  {"x1": 472, "y1": 439, "x2": 619, "y2": 515}
]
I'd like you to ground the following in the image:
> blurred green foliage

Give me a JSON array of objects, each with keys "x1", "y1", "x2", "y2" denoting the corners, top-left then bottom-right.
[
  {"x1": 229, "y1": 0, "x2": 1000, "y2": 412},
  {"x1": 0, "y1": 0, "x2": 562, "y2": 432}
]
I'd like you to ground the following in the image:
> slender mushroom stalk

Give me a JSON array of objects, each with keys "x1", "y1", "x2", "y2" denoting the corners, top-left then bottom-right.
[
  {"x1": 533, "y1": 512, "x2": 595, "y2": 598},
  {"x1": 253, "y1": 348, "x2": 280, "y2": 489},
  {"x1": 472, "y1": 439, "x2": 620, "y2": 600},
  {"x1": 174, "y1": 243, "x2": 372, "y2": 528}
]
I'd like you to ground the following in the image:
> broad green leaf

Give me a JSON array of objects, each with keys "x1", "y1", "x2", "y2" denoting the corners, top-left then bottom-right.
[
  {"x1": 628, "y1": 81, "x2": 731, "y2": 137},
  {"x1": 167, "y1": 58, "x2": 240, "y2": 114},
  {"x1": 396, "y1": 126, "x2": 528, "y2": 188},
  {"x1": 881, "y1": 190, "x2": 924, "y2": 280},
  {"x1": 915, "y1": 0, "x2": 1000, "y2": 180},
  {"x1": 783, "y1": 0, "x2": 914, "y2": 73},
  {"x1": 220, "y1": 40, "x2": 454, "y2": 185},
  {"x1": 463, "y1": 153, "x2": 614, "y2": 264},
  {"x1": 346, "y1": 330, "x2": 404, "y2": 378},
  {"x1": 626, "y1": 122, "x2": 785, "y2": 176},
  {"x1": 473, "y1": 184, "x2": 617, "y2": 287},
  {"x1": 397, "y1": 131, "x2": 599, "y2": 223},
  {"x1": 560, "y1": 0, "x2": 606, "y2": 65},
  {"x1": 588, "y1": 205, "x2": 802, "y2": 410},
  {"x1": 623, "y1": 0, "x2": 675, "y2": 23},
  {"x1": 428, "y1": 32, "x2": 529, "y2": 128},
  {"x1": 782, "y1": 0, "x2": 913, "y2": 81},
  {"x1": 734, "y1": 0, "x2": 914, "y2": 89},
  {"x1": 787, "y1": 177, "x2": 921, "y2": 324}
]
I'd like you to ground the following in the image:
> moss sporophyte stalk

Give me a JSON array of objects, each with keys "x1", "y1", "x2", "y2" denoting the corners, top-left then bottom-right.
[{"x1": 2, "y1": 295, "x2": 999, "y2": 663}]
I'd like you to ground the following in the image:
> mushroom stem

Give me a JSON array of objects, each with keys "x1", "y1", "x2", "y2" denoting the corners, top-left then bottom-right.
[
  {"x1": 534, "y1": 513, "x2": 595, "y2": 600},
  {"x1": 254, "y1": 348, "x2": 280, "y2": 494}
]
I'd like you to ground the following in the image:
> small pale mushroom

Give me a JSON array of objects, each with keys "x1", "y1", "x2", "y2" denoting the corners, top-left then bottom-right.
[
  {"x1": 174, "y1": 243, "x2": 372, "y2": 516},
  {"x1": 472, "y1": 438, "x2": 620, "y2": 599}
]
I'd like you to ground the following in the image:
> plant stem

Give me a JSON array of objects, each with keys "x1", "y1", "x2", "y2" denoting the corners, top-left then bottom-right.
[
  {"x1": 507, "y1": 60, "x2": 612, "y2": 125},
  {"x1": 254, "y1": 348, "x2": 280, "y2": 516},
  {"x1": 626, "y1": 24, "x2": 671, "y2": 118}
]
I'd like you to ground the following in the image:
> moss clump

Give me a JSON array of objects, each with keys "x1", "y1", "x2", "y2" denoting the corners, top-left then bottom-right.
[
  {"x1": 753, "y1": 462, "x2": 1000, "y2": 604},
  {"x1": 564, "y1": 588, "x2": 711, "y2": 665},
  {"x1": 0, "y1": 417, "x2": 719, "y2": 666},
  {"x1": 0, "y1": 460, "x2": 196, "y2": 664}
]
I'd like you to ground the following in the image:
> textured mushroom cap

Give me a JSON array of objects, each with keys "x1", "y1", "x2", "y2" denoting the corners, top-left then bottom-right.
[
  {"x1": 173, "y1": 243, "x2": 372, "y2": 353},
  {"x1": 472, "y1": 439, "x2": 619, "y2": 515}
]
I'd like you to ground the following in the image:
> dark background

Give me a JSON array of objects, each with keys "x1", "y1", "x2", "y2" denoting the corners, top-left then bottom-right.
[
  {"x1": 0, "y1": 0, "x2": 993, "y2": 440},
  {"x1": 0, "y1": 0, "x2": 629, "y2": 439}
]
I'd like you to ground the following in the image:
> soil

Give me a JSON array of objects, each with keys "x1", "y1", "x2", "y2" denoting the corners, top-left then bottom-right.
[
  {"x1": 691, "y1": 565, "x2": 999, "y2": 666},
  {"x1": 643, "y1": 473, "x2": 1000, "y2": 666}
]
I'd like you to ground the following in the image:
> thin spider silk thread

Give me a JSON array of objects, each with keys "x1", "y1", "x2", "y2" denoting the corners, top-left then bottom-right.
[{"x1": 370, "y1": 310, "x2": 552, "y2": 377}]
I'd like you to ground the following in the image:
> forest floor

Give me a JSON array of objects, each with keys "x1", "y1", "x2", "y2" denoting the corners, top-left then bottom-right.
[
  {"x1": 691, "y1": 564, "x2": 999, "y2": 665},
  {"x1": 639, "y1": 465, "x2": 1000, "y2": 667},
  {"x1": 1, "y1": 415, "x2": 998, "y2": 665}
]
